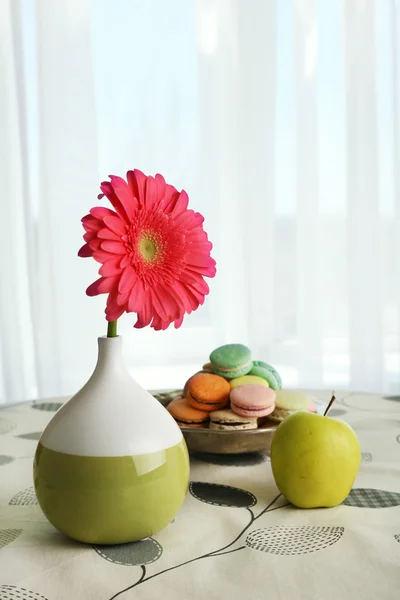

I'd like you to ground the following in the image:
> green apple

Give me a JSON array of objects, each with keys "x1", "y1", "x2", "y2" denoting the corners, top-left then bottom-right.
[{"x1": 270, "y1": 403, "x2": 361, "y2": 508}]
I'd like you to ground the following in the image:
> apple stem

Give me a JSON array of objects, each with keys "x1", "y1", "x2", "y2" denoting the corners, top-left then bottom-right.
[{"x1": 324, "y1": 394, "x2": 336, "y2": 416}]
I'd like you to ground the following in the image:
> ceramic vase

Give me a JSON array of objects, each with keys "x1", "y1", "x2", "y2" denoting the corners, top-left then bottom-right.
[{"x1": 33, "y1": 336, "x2": 189, "y2": 545}]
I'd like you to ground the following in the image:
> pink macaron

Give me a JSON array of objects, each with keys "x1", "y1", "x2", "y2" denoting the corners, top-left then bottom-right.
[{"x1": 230, "y1": 384, "x2": 276, "y2": 418}]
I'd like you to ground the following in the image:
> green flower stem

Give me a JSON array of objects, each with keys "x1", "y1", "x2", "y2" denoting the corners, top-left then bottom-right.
[{"x1": 107, "y1": 321, "x2": 118, "y2": 338}]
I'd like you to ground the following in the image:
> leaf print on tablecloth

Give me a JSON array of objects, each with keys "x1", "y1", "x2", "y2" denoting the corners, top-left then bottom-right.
[
  {"x1": 361, "y1": 452, "x2": 372, "y2": 463},
  {"x1": 0, "y1": 455, "x2": 15, "y2": 466},
  {"x1": 328, "y1": 409, "x2": 348, "y2": 417},
  {"x1": 32, "y1": 402, "x2": 63, "y2": 412},
  {"x1": 395, "y1": 534, "x2": 400, "y2": 543},
  {"x1": 0, "y1": 529, "x2": 22, "y2": 549},
  {"x1": 246, "y1": 525, "x2": 344, "y2": 555},
  {"x1": 383, "y1": 395, "x2": 400, "y2": 402},
  {"x1": 9, "y1": 486, "x2": 38, "y2": 506},
  {"x1": 343, "y1": 488, "x2": 400, "y2": 508},
  {"x1": 0, "y1": 418, "x2": 16, "y2": 434},
  {"x1": 94, "y1": 538, "x2": 162, "y2": 566},
  {"x1": 189, "y1": 482, "x2": 257, "y2": 508},
  {"x1": 194, "y1": 452, "x2": 268, "y2": 467},
  {"x1": 0, "y1": 586, "x2": 48, "y2": 599},
  {"x1": 17, "y1": 431, "x2": 42, "y2": 441}
]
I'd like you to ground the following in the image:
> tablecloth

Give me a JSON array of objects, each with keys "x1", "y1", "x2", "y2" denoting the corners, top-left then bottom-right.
[{"x1": 0, "y1": 389, "x2": 400, "y2": 600}]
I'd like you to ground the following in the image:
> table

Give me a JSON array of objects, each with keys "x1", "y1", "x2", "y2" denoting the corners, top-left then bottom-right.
[{"x1": 1, "y1": 390, "x2": 400, "y2": 600}]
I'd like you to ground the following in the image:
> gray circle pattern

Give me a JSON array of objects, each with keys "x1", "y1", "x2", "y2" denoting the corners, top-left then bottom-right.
[
  {"x1": 0, "y1": 586, "x2": 48, "y2": 599},
  {"x1": 93, "y1": 538, "x2": 162, "y2": 566},
  {"x1": 0, "y1": 529, "x2": 22, "y2": 549},
  {"x1": 361, "y1": 452, "x2": 372, "y2": 463},
  {"x1": 343, "y1": 488, "x2": 400, "y2": 508},
  {"x1": 17, "y1": 432, "x2": 42, "y2": 441},
  {"x1": 0, "y1": 418, "x2": 16, "y2": 435},
  {"x1": 190, "y1": 482, "x2": 256, "y2": 508},
  {"x1": 246, "y1": 526, "x2": 344, "y2": 555},
  {"x1": 328, "y1": 409, "x2": 348, "y2": 417},
  {"x1": 0, "y1": 455, "x2": 15, "y2": 467},
  {"x1": 194, "y1": 452, "x2": 268, "y2": 467},
  {"x1": 9, "y1": 487, "x2": 38, "y2": 506},
  {"x1": 32, "y1": 402, "x2": 63, "y2": 412}
]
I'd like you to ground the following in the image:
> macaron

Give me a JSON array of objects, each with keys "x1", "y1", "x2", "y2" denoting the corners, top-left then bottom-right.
[
  {"x1": 249, "y1": 361, "x2": 282, "y2": 390},
  {"x1": 268, "y1": 390, "x2": 317, "y2": 422},
  {"x1": 210, "y1": 344, "x2": 253, "y2": 379},
  {"x1": 209, "y1": 409, "x2": 258, "y2": 431},
  {"x1": 186, "y1": 372, "x2": 230, "y2": 412},
  {"x1": 167, "y1": 397, "x2": 209, "y2": 428},
  {"x1": 230, "y1": 385, "x2": 276, "y2": 418},
  {"x1": 230, "y1": 375, "x2": 269, "y2": 389},
  {"x1": 202, "y1": 362, "x2": 213, "y2": 373}
]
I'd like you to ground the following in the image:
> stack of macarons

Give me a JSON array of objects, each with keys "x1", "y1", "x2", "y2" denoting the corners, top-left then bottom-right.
[
  {"x1": 167, "y1": 343, "x2": 317, "y2": 431},
  {"x1": 167, "y1": 344, "x2": 289, "y2": 431}
]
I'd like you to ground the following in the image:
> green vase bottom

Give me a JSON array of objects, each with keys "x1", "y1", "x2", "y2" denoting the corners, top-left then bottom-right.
[{"x1": 33, "y1": 439, "x2": 189, "y2": 545}]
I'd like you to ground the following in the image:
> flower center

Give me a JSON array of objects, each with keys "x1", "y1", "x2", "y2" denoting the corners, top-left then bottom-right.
[{"x1": 139, "y1": 236, "x2": 158, "y2": 262}]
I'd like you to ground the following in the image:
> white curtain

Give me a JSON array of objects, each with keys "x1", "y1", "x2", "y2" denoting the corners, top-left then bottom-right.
[{"x1": 1, "y1": 0, "x2": 399, "y2": 404}]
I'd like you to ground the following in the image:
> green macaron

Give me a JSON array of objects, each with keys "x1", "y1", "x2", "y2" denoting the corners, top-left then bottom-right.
[
  {"x1": 249, "y1": 360, "x2": 282, "y2": 390},
  {"x1": 210, "y1": 344, "x2": 253, "y2": 379}
]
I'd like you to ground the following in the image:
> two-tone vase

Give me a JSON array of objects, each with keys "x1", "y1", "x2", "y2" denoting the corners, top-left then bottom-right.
[{"x1": 33, "y1": 335, "x2": 189, "y2": 544}]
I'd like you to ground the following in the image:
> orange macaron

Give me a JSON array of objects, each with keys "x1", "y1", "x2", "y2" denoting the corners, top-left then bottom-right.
[
  {"x1": 186, "y1": 372, "x2": 230, "y2": 412},
  {"x1": 167, "y1": 397, "x2": 209, "y2": 428}
]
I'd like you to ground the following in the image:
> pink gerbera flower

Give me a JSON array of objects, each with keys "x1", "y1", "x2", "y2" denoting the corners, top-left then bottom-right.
[{"x1": 78, "y1": 170, "x2": 216, "y2": 330}]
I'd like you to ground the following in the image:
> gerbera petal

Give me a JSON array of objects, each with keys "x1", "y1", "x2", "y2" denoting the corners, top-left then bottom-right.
[
  {"x1": 174, "y1": 315, "x2": 184, "y2": 328},
  {"x1": 174, "y1": 209, "x2": 204, "y2": 230},
  {"x1": 83, "y1": 231, "x2": 96, "y2": 243},
  {"x1": 109, "y1": 175, "x2": 137, "y2": 221},
  {"x1": 103, "y1": 215, "x2": 127, "y2": 235},
  {"x1": 150, "y1": 313, "x2": 171, "y2": 331},
  {"x1": 120, "y1": 255, "x2": 130, "y2": 268},
  {"x1": 186, "y1": 260, "x2": 217, "y2": 277},
  {"x1": 99, "y1": 256, "x2": 124, "y2": 277},
  {"x1": 91, "y1": 249, "x2": 117, "y2": 263},
  {"x1": 128, "y1": 278, "x2": 145, "y2": 312},
  {"x1": 87, "y1": 238, "x2": 102, "y2": 251},
  {"x1": 106, "y1": 307, "x2": 125, "y2": 321},
  {"x1": 118, "y1": 265, "x2": 138, "y2": 294},
  {"x1": 127, "y1": 169, "x2": 147, "y2": 208},
  {"x1": 96, "y1": 227, "x2": 121, "y2": 241},
  {"x1": 105, "y1": 290, "x2": 126, "y2": 321},
  {"x1": 86, "y1": 276, "x2": 119, "y2": 297},
  {"x1": 97, "y1": 227, "x2": 121, "y2": 241},
  {"x1": 143, "y1": 176, "x2": 158, "y2": 211},
  {"x1": 152, "y1": 285, "x2": 181, "y2": 322},
  {"x1": 78, "y1": 243, "x2": 93, "y2": 257},
  {"x1": 170, "y1": 190, "x2": 189, "y2": 218},
  {"x1": 90, "y1": 206, "x2": 117, "y2": 220},
  {"x1": 171, "y1": 280, "x2": 199, "y2": 312},
  {"x1": 161, "y1": 188, "x2": 180, "y2": 213},
  {"x1": 134, "y1": 294, "x2": 153, "y2": 328},
  {"x1": 155, "y1": 173, "x2": 166, "y2": 200},
  {"x1": 186, "y1": 252, "x2": 216, "y2": 267},
  {"x1": 100, "y1": 181, "x2": 130, "y2": 224},
  {"x1": 190, "y1": 278, "x2": 210, "y2": 295},
  {"x1": 118, "y1": 289, "x2": 131, "y2": 306},
  {"x1": 186, "y1": 228, "x2": 209, "y2": 242},
  {"x1": 167, "y1": 283, "x2": 192, "y2": 313},
  {"x1": 82, "y1": 215, "x2": 102, "y2": 232},
  {"x1": 188, "y1": 240, "x2": 213, "y2": 253},
  {"x1": 150, "y1": 314, "x2": 163, "y2": 330},
  {"x1": 100, "y1": 240, "x2": 126, "y2": 254}
]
